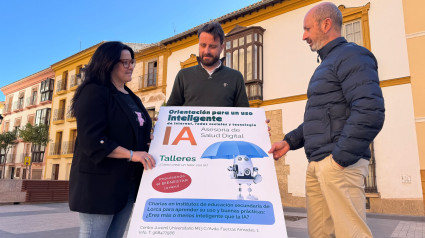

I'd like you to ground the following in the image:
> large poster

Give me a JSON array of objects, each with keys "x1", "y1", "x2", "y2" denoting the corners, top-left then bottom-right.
[{"x1": 128, "y1": 107, "x2": 288, "y2": 237}]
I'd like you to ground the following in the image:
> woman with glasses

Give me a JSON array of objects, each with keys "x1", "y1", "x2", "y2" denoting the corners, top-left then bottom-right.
[{"x1": 69, "y1": 41, "x2": 155, "y2": 238}]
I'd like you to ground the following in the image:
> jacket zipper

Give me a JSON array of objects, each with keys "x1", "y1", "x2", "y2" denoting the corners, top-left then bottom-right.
[{"x1": 327, "y1": 108, "x2": 332, "y2": 142}]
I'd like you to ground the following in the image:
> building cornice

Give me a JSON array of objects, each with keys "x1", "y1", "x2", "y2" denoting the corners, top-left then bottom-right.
[
  {"x1": 135, "y1": 45, "x2": 167, "y2": 60},
  {"x1": 163, "y1": 0, "x2": 320, "y2": 52},
  {"x1": 51, "y1": 42, "x2": 103, "y2": 71},
  {"x1": 406, "y1": 31, "x2": 425, "y2": 39},
  {"x1": 260, "y1": 77, "x2": 411, "y2": 107},
  {"x1": 1, "y1": 68, "x2": 54, "y2": 96}
]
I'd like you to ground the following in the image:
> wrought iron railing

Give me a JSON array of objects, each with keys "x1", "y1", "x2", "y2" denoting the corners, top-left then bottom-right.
[
  {"x1": 49, "y1": 143, "x2": 61, "y2": 156},
  {"x1": 26, "y1": 95, "x2": 38, "y2": 107},
  {"x1": 56, "y1": 79, "x2": 67, "y2": 92},
  {"x1": 62, "y1": 141, "x2": 76, "y2": 154},
  {"x1": 70, "y1": 74, "x2": 82, "y2": 88},
  {"x1": 53, "y1": 108, "x2": 66, "y2": 122}
]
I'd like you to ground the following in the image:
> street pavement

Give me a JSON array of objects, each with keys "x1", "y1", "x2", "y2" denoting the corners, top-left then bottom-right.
[{"x1": 0, "y1": 203, "x2": 424, "y2": 238}]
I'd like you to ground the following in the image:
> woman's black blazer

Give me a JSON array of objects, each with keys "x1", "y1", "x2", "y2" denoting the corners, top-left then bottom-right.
[{"x1": 69, "y1": 83, "x2": 152, "y2": 214}]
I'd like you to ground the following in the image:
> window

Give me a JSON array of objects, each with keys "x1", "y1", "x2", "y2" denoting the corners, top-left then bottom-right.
[
  {"x1": 340, "y1": 3, "x2": 376, "y2": 193},
  {"x1": 49, "y1": 131, "x2": 63, "y2": 156},
  {"x1": 32, "y1": 144, "x2": 45, "y2": 163},
  {"x1": 52, "y1": 164, "x2": 59, "y2": 180},
  {"x1": 40, "y1": 78, "x2": 54, "y2": 102},
  {"x1": 35, "y1": 108, "x2": 51, "y2": 125},
  {"x1": 56, "y1": 71, "x2": 68, "y2": 92},
  {"x1": 71, "y1": 65, "x2": 83, "y2": 88},
  {"x1": 0, "y1": 147, "x2": 5, "y2": 165},
  {"x1": 5, "y1": 96, "x2": 13, "y2": 113},
  {"x1": 365, "y1": 143, "x2": 377, "y2": 193},
  {"x1": 28, "y1": 88, "x2": 38, "y2": 106},
  {"x1": 76, "y1": 65, "x2": 82, "y2": 78},
  {"x1": 17, "y1": 92, "x2": 24, "y2": 110},
  {"x1": 147, "y1": 108, "x2": 155, "y2": 119},
  {"x1": 339, "y1": 3, "x2": 371, "y2": 50},
  {"x1": 27, "y1": 114, "x2": 35, "y2": 126},
  {"x1": 4, "y1": 121, "x2": 10, "y2": 132},
  {"x1": 64, "y1": 129, "x2": 77, "y2": 154},
  {"x1": 343, "y1": 19, "x2": 363, "y2": 46},
  {"x1": 14, "y1": 118, "x2": 21, "y2": 132},
  {"x1": 53, "y1": 99, "x2": 66, "y2": 122},
  {"x1": 147, "y1": 61, "x2": 157, "y2": 87},
  {"x1": 224, "y1": 26, "x2": 265, "y2": 101}
]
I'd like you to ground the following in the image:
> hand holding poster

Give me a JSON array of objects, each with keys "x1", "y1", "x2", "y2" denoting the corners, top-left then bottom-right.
[{"x1": 128, "y1": 107, "x2": 288, "y2": 237}]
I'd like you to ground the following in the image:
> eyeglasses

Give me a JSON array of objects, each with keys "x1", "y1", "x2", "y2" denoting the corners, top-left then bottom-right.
[{"x1": 119, "y1": 59, "x2": 136, "y2": 69}]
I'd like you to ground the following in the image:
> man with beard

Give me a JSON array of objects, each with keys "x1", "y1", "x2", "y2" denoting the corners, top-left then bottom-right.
[
  {"x1": 269, "y1": 2, "x2": 384, "y2": 238},
  {"x1": 167, "y1": 22, "x2": 249, "y2": 107}
]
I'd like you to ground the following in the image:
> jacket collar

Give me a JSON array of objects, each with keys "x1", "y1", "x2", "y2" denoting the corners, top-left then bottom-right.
[
  {"x1": 317, "y1": 37, "x2": 347, "y2": 61},
  {"x1": 196, "y1": 57, "x2": 225, "y2": 74}
]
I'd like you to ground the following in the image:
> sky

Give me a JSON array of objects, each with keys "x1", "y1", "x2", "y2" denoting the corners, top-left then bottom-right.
[{"x1": 0, "y1": 0, "x2": 259, "y2": 101}]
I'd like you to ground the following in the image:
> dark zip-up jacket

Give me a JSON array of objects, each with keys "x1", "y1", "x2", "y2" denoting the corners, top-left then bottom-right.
[{"x1": 284, "y1": 37, "x2": 385, "y2": 167}]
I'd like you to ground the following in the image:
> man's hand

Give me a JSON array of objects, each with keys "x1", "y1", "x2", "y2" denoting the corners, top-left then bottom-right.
[{"x1": 268, "y1": 140, "x2": 290, "y2": 160}]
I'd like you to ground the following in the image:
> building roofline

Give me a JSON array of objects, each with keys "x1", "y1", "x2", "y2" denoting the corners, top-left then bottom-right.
[
  {"x1": 0, "y1": 67, "x2": 54, "y2": 93},
  {"x1": 160, "y1": 0, "x2": 280, "y2": 45}
]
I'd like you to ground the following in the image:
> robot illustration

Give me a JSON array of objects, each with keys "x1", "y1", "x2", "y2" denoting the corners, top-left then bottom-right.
[
  {"x1": 228, "y1": 155, "x2": 262, "y2": 200},
  {"x1": 201, "y1": 141, "x2": 268, "y2": 200}
]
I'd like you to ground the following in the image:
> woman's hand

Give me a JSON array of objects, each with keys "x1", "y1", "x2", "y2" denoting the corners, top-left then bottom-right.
[{"x1": 132, "y1": 151, "x2": 156, "y2": 170}]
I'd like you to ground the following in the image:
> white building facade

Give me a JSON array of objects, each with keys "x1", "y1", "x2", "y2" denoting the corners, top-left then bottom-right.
[{"x1": 160, "y1": 0, "x2": 422, "y2": 215}]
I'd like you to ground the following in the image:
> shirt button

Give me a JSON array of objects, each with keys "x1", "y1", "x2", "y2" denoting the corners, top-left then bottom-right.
[{"x1": 100, "y1": 140, "x2": 104, "y2": 144}]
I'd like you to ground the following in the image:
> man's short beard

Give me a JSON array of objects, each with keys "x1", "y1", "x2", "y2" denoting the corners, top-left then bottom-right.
[
  {"x1": 200, "y1": 54, "x2": 220, "y2": 67},
  {"x1": 310, "y1": 29, "x2": 327, "y2": 51}
]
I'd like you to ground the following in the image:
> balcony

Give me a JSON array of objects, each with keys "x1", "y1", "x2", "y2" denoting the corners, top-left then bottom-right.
[
  {"x1": 6, "y1": 153, "x2": 17, "y2": 163},
  {"x1": 49, "y1": 143, "x2": 61, "y2": 156},
  {"x1": 62, "y1": 141, "x2": 76, "y2": 155},
  {"x1": 138, "y1": 73, "x2": 157, "y2": 91},
  {"x1": 13, "y1": 101, "x2": 24, "y2": 112},
  {"x1": 66, "y1": 106, "x2": 75, "y2": 121},
  {"x1": 26, "y1": 95, "x2": 38, "y2": 108},
  {"x1": 3, "y1": 104, "x2": 12, "y2": 115},
  {"x1": 52, "y1": 108, "x2": 65, "y2": 124},
  {"x1": 69, "y1": 74, "x2": 82, "y2": 90},
  {"x1": 56, "y1": 79, "x2": 67, "y2": 94}
]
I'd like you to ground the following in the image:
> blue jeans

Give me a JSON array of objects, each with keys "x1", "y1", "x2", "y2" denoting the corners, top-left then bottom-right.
[{"x1": 79, "y1": 187, "x2": 136, "y2": 238}]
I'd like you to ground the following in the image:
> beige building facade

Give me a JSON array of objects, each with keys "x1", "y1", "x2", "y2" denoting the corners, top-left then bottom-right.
[
  {"x1": 402, "y1": 0, "x2": 425, "y2": 207},
  {"x1": 46, "y1": 43, "x2": 102, "y2": 180},
  {"x1": 0, "y1": 68, "x2": 55, "y2": 179}
]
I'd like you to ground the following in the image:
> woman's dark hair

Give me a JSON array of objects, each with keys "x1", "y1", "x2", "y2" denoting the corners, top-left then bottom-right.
[{"x1": 70, "y1": 41, "x2": 134, "y2": 116}]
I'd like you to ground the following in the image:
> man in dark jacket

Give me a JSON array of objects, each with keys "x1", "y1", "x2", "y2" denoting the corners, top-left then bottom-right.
[{"x1": 269, "y1": 2, "x2": 384, "y2": 237}]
